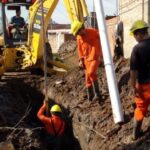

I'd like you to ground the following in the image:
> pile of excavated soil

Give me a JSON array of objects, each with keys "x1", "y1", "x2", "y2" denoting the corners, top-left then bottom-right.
[
  {"x1": 0, "y1": 57, "x2": 150, "y2": 150},
  {"x1": 58, "y1": 40, "x2": 78, "y2": 68},
  {"x1": 58, "y1": 40, "x2": 77, "y2": 59}
]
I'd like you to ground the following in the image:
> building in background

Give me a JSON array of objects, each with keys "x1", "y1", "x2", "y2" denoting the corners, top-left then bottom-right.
[
  {"x1": 47, "y1": 13, "x2": 120, "y2": 55},
  {"x1": 86, "y1": 12, "x2": 98, "y2": 29},
  {"x1": 86, "y1": 12, "x2": 119, "y2": 56},
  {"x1": 47, "y1": 22, "x2": 74, "y2": 53},
  {"x1": 119, "y1": 0, "x2": 150, "y2": 58}
]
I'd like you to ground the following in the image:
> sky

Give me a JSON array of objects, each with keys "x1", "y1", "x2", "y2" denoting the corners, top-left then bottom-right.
[
  {"x1": 4, "y1": 0, "x2": 117, "y2": 24},
  {"x1": 51, "y1": 0, "x2": 117, "y2": 24}
]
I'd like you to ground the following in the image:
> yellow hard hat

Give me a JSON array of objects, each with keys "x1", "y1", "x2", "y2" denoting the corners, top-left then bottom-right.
[
  {"x1": 71, "y1": 20, "x2": 83, "y2": 36},
  {"x1": 50, "y1": 104, "x2": 62, "y2": 113},
  {"x1": 130, "y1": 20, "x2": 149, "y2": 36}
]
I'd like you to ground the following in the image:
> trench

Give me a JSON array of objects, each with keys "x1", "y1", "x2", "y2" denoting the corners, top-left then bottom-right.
[
  {"x1": 1, "y1": 58, "x2": 150, "y2": 150},
  {"x1": 0, "y1": 72, "x2": 81, "y2": 150}
]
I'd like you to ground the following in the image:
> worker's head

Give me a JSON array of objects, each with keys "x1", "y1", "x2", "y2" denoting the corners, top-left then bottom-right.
[
  {"x1": 130, "y1": 20, "x2": 149, "y2": 41},
  {"x1": 50, "y1": 104, "x2": 62, "y2": 116},
  {"x1": 16, "y1": 8, "x2": 21, "y2": 17},
  {"x1": 71, "y1": 20, "x2": 85, "y2": 36}
]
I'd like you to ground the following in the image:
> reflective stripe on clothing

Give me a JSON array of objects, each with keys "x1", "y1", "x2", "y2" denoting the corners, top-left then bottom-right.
[{"x1": 134, "y1": 83, "x2": 150, "y2": 121}]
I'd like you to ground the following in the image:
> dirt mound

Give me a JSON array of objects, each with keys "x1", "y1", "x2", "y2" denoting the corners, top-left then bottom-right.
[
  {"x1": 0, "y1": 58, "x2": 150, "y2": 150},
  {"x1": 58, "y1": 40, "x2": 77, "y2": 58},
  {"x1": 58, "y1": 40, "x2": 78, "y2": 68}
]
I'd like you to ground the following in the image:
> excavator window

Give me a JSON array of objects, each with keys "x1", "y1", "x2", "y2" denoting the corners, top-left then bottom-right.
[{"x1": 5, "y1": 4, "x2": 29, "y2": 42}]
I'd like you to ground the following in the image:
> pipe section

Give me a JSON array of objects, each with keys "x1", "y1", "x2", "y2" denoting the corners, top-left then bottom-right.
[{"x1": 94, "y1": 0, "x2": 124, "y2": 123}]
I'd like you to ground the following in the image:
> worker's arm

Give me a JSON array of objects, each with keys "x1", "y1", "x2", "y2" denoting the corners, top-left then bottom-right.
[
  {"x1": 37, "y1": 102, "x2": 49, "y2": 123},
  {"x1": 77, "y1": 37, "x2": 84, "y2": 59},
  {"x1": 77, "y1": 37, "x2": 85, "y2": 69},
  {"x1": 9, "y1": 17, "x2": 15, "y2": 27},
  {"x1": 130, "y1": 70, "x2": 138, "y2": 94},
  {"x1": 129, "y1": 70, "x2": 137, "y2": 109},
  {"x1": 130, "y1": 46, "x2": 139, "y2": 96}
]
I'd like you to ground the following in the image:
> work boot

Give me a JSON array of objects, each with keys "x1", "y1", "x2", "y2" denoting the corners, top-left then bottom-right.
[
  {"x1": 132, "y1": 119, "x2": 143, "y2": 140},
  {"x1": 87, "y1": 86, "x2": 94, "y2": 101},
  {"x1": 92, "y1": 80, "x2": 101, "y2": 101}
]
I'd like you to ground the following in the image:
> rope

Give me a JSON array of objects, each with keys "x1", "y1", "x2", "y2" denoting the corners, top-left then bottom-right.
[{"x1": 40, "y1": 0, "x2": 49, "y2": 113}]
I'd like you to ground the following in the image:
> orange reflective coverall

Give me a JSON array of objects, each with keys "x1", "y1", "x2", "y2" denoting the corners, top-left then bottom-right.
[
  {"x1": 37, "y1": 103, "x2": 65, "y2": 136},
  {"x1": 77, "y1": 28, "x2": 102, "y2": 87},
  {"x1": 134, "y1": 83, "x2": 150, "y2": 121}
]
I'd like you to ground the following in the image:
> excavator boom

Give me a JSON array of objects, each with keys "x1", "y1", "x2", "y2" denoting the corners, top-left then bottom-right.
[
  {"x1": 28, "y1": 0, "x2": 89, "y2": 65},
  {"x1": 0, "y1": 0, "x2": 89, "y2": 75}
]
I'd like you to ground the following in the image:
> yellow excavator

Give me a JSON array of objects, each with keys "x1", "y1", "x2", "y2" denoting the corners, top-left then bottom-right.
[{"x1": 0, "y1": 0, "x2": 89, "y2": 76}]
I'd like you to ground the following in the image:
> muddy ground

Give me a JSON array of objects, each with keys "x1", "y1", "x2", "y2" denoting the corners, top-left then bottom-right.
[{"x1": 0, "y1": 52, "x2": 150, "y2": 149}]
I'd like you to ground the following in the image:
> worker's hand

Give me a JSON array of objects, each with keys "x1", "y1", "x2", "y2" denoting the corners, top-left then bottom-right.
[
  {"x1": 79, "y1": 58, "x2": 85, "y2": 69},
  {"x1": 12, "y1": 23, "x2": 17, "y2": 27}
]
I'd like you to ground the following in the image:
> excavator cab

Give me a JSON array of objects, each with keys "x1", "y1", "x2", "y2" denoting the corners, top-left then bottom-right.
[{"x1": 0, "y1": 0, "x2": 35, "y2": 47}]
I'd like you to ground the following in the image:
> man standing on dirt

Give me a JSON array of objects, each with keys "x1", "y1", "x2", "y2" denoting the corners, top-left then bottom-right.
[
  {"x1": 37, "y1": 102, "x2": 65, "y2": 149},
  {"x1": 130, "y1": 20, "x2": 150, "y2": 140},
  {"x1": 71, "y1": 20, "x2": 103, "y2": 101}
]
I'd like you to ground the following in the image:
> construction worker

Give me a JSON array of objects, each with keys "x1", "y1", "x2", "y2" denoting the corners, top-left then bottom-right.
[
  {"x1": 71, "y1": 20, "x2": 103, "y2": 101},
  {"x1": 9, "y1": 8, "x2": 26, "y2": 38},
  {"x1": 37, "y1": 102, "x2": 65, "y2": 149},
  {"x1": 130, "y1": 20, "x2": 150, "y2": 140}
]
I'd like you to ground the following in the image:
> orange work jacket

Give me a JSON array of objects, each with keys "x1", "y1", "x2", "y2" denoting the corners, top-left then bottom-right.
[
  {"x1": 37, "y1": 103, "x2": 65, "y2": 137},
  {"x1": 77, "y1": 28, "x2": 102, "y2": 61}
]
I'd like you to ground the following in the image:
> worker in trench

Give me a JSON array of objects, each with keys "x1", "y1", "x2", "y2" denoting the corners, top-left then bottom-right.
[
  {"x1": 71, "y1": 20, "x2": 103, "y2": 102},
  {"x1": 37, "y1": 102, "x2": 66, "y2": 149},
  {"x1": 129, "y1": 20, "x2": 150, "y2": 140}
]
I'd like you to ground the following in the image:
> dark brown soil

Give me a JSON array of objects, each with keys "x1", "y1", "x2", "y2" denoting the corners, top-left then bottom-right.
[
  {"x1": 0, "y1": 57, "x2": 150, "y2": 150},
  {"x1": 58, "y1": 40, "x2": 78, "y2": 68}
]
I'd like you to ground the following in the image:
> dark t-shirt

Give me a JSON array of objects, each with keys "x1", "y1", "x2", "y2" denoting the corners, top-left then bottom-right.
[
  {"x1": 130, "y1": 37, "x2": 150, "y2": 84},
  {"x1": 10, "y1": 16, "x2": 25, "y2": 27}
]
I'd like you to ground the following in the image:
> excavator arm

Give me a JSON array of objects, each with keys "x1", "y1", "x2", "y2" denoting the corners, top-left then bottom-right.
[
  {"x1": 0, "y1": 0, "x2": 89, "y2": 76},
  {"x1": 25, "y1": 0, "x2": 89, "y2": 67}
]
